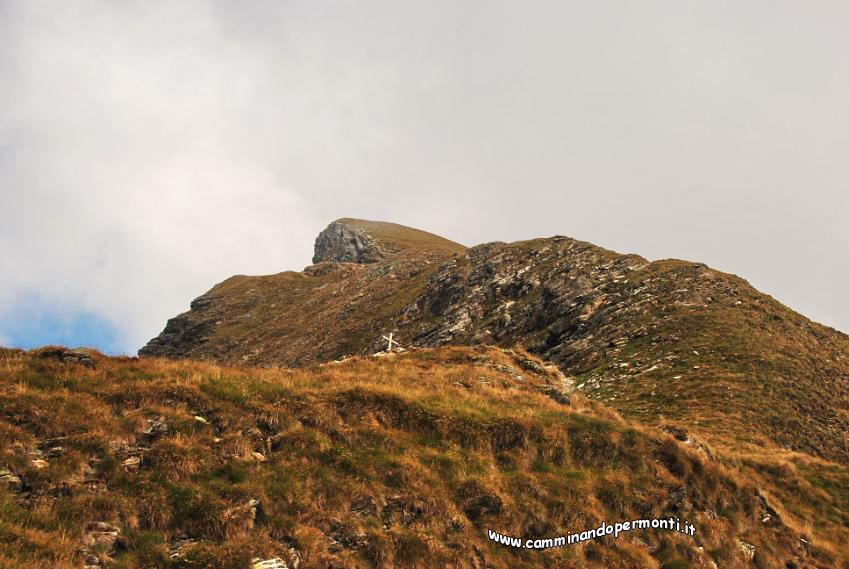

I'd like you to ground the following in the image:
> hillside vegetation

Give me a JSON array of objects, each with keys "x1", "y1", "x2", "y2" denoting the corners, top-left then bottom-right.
[
  {"x1": 141, "y1": 220, "x2": 849, "y2": 466},
  {"x1": 140, "y1": 219, "x2": 466, "y2": 366},
  {"x1": 1, "y1": 346, "x2": 847, "y2": 569}
]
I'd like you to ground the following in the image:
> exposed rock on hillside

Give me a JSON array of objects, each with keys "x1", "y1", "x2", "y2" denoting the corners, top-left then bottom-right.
[
  {"x1": 312, "y1": 219, "x2": 386, "y2": 264},
  {"x1": 141, "y1": 219, "x2": 849, "y2": 464},
  {"x1": 393, "y1": 237, "x2": 849, "y2": 462},
  {"x1": 313, "y1": 218, "x2": 466, "y2": 264}
]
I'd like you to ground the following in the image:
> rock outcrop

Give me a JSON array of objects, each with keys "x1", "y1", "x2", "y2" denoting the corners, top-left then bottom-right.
[{"x1": 312, "y1": 219, "x2": 386, "y2": 264}]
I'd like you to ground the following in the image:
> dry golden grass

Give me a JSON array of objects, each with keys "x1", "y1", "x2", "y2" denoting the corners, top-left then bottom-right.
[
  {"x1": 335, "y1": 218, "x2": 467, "y2": 257},
  {"x1": 0, "y1": 346, "x2": 846, "y2": 568}
]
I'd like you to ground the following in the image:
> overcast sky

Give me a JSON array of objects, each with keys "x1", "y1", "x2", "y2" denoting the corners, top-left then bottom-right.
[{"x1": 1, "y1": 1, "x2": 847, "y2": 354}]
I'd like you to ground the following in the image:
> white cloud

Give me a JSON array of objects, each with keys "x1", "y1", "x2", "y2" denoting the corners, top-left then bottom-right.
[
  {"x1": 1, "y1": 0, "x2": 848, "y2": 352},
  {"x1": 0, "y1": 2, "x2": 320, "y2": 350}
]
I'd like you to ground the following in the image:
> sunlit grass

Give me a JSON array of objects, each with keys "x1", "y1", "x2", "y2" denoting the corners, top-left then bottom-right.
[{"x1": 0, "y1": 346, "x2": 846, "y2": 568}]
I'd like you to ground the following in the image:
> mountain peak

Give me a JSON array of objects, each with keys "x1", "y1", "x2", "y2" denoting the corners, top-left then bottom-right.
[{"x1": 312, "y1": 218, "x2": 466, "y2": 264}]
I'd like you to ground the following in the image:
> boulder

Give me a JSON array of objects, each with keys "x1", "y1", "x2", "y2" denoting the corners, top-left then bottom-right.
[
  {"x1": 0, "y1": 469, "x2": 23, "y2": 491},
  {"x1": 312, "y1": 220, "x2": 386, "y2": 264}
]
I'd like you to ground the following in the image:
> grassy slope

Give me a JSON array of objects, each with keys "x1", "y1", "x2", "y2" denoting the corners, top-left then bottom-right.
[
  {"x1": 336, "y1": 218, "x2": 468, "y2": 257},
  {"x1": 572, "y1": 260, "x2": 849, "y2": 463},
  {"x1": 139, "y1": 219, "x2": 467, "y2": 367},
  {"x1": 174, "y1": 259, "x2": 442, "y2": 366},
  {"x1": 1, "y1": 347, "x2": 846, "y2": 569}
]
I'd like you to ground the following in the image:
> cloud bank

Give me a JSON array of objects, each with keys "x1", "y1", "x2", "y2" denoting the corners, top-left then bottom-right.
[{"x1": 1, "y1": 1, "x2": 847, "y2": 353}]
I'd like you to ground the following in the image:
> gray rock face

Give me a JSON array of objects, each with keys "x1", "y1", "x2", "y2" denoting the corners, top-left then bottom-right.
[
  {"x1": 312, "y1": 220, "x2": 386, "y2": 264},
  {"x1": 138, "y1": 313, "x2": 213, "y2": 359}
]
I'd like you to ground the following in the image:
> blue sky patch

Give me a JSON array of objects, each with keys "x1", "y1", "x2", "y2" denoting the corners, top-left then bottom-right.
[{"x1": 0, "y1": 297, "x2": 125, "y2": 355}]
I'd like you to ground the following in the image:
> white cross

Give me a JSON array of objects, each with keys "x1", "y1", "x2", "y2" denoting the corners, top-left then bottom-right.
[{"x1": 382, "y1": 332, "x2": 399, "y2": 352}]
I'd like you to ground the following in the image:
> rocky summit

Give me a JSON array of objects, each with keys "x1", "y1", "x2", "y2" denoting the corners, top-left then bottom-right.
[
  {"x1": 139, "y1": 219, "x2": 466, "y2": 367},
  {"x1": 312, "y1": 219, "x2": 387, "y2": 264},
  {"x1": 313, "y1": 218, "x2": 468, "y2": 264},
  {"x1": 142, "y1": 218, "x2": 849, "y2": 464}
]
